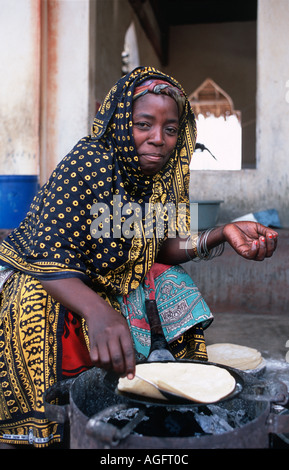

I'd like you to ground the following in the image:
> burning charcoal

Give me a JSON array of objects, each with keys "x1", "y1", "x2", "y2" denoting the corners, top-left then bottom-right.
[
  {"x1": 196, "y1": 404, "x2": 248, "y2": 432},
  {"x1": 103, "y1": 407, "x2": 141, "y2": 423},
  {"x1": 232, "y1": 409, "x2": 247, "y2": 427},
  {"x1": 194, "y1": 411, "x2": 234, "y2": 435}
]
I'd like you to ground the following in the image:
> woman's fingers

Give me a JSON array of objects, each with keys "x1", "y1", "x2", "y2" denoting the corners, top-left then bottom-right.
[
  {"x1": 265, "y1": 231, "x2": 278, "y2": 257},
  {"x1": 91, "y1": 340, "x2": 111, "y2": 370},
  {"x1": 256, "y1": 232, "x2": 278, "y2": 260},
  {"x1": 90, "y1": 332, "x2": 135, "y2": 378},
  {"x1": 120, "y1": 335, "x2": 136, "y2": 379},
  {"x1": 85, "y1": 302, "x2": 135, "y2": 377},
  {"x1": 248, "y1": 233, "x2": 278, "y2": 261},
  {"x1": 108, "y1": 334, "x2": 135, "y2": 378},
  {"x1": 225, "y1": 222, "x2": 278, "y2": 261},
  {"x1": 107, "y1": 337, "x2": 127, "y2": 375},
  {"x1": 254, "y1": 224, "x2": 278, "y2": 257}
]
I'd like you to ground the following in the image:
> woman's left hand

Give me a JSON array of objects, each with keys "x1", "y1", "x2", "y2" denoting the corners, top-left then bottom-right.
[{"x1": 222, "y1": 221, "x2": 278, "y2": 261}]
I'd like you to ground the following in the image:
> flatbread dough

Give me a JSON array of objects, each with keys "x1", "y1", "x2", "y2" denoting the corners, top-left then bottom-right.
[
  {"x1": 207, "y1": 343, "x2": 262, "y2": 370},
  {"x1": 118, "y1": 362, "x2": 236, "y2": 404}
]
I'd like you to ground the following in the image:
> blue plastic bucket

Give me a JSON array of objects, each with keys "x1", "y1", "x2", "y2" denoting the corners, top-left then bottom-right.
[{"x1": 0, "y1": 175, "x2": 39, "y2": 229}]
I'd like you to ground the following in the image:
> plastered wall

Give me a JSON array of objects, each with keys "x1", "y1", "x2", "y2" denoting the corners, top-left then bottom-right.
[
  {"x1": 1, "y1": 0, "x2": 289, "y2": 227},
  {"x1": 0, "y1": 0, "x2": 40, "y2": 175}
]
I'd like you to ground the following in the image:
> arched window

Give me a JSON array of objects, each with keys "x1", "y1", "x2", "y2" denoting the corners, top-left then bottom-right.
[{"x1": 189, "y1": 78, "x2": 242, "y2": 171}]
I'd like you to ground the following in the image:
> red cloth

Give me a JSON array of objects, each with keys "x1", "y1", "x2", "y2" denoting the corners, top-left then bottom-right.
[
  {"x1": 62, "y1": 310, "x2": 92, "y2": 377},
  {"x1": 61, "y1": 264, "x2": 171, "y2": 377}
]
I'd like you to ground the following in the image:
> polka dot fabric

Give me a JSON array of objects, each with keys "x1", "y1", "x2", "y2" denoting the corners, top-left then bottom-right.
[{"x1": 0, "y1": 67, "x2": 197, "y2": 299}]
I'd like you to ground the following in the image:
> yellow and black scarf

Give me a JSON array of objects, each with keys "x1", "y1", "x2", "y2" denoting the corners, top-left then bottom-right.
[
  {"x1": 0, "y1": 67, "x2": 197, "y2": 447},
  {"x1": 0, "y1": 67, "x2": 196, "y2": 304}
]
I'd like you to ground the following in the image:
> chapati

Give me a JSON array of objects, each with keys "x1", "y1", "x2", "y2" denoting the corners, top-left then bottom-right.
[
  {"x1": 207, "y1": 343, "x2": 262, "y2": 370},
  {"x1": 118, "y1": 362, "x2": 236, "y2": 403}
]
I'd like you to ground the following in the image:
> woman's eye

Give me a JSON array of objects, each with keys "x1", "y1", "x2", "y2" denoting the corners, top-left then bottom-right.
[
  {"x1": 166, "y1": 127, "x2": 178, "y2": 135},
  {"x1": 133, "y1": 121, "x2": 150, "y2": 129}
]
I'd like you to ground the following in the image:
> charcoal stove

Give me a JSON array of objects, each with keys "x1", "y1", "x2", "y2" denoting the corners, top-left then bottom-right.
[{"x1": 44, "y1": 362, "x2": 289, "y2": 449}]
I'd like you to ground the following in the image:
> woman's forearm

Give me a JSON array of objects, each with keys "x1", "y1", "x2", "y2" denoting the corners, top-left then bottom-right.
[
  {"x1": 40, "y1": 276, "x2": 107, "y2": 320},
  {"x1": 157, "y1": 221, "x2": 278, "y2": 265},
  {"x1": 40, "y1": 276, "x2": 136, "y2": 377},
  {"x1": 156, "y1": 226, "x2": 225, "y2": 265}
]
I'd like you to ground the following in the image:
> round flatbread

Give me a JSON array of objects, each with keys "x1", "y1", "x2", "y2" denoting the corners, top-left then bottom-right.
[
  {"x1": 207, "y1": 343, "x2": 262, "y2": 370},
  {"x1": 118, "y1": 362, "x2": 236, "y2": 404}
]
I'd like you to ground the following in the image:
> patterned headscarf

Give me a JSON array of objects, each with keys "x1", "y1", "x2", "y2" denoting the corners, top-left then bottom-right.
[
  {"x1": 0, "y1": 66, "x2": 197, "y2": 303},
  {"x1": 133, "y1": 78, "x2": 186, "y2": 115}
]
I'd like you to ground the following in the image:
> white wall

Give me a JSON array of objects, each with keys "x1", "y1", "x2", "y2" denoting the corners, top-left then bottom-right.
[
  {"x1": 0, "y1": 0, "x2": 40, "y2": 175},
  {"x1": 40, "y1": 0, "x2": 91, "y2": 184},
  {"x1": 0, "y1": 0, "x2": 91, "y2": 183}
]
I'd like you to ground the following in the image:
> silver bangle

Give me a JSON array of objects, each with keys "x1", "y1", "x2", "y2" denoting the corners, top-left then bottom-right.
[
  {"x1": 185, "y1": 233, "x2": 198, "y2": 261},
  {"x1": 192, "y1": 229, "x2": 225, "y2": 262}
]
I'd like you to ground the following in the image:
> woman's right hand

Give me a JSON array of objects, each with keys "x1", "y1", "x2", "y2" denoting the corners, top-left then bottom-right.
[
  {"x1": 83, "y1": 300, "x2": 136, "y2": 378},
  {"x1": 41, "y1": 277, "x2": 136, "y2": 378}
]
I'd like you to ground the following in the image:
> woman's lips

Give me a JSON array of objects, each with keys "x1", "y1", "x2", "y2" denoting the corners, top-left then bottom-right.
[
  {"x1": 141, "y1": 154, "x2": 163, "y2": 161},
  {"x1": 139, "y1": 153, "x2": 166, "y2": 175}
]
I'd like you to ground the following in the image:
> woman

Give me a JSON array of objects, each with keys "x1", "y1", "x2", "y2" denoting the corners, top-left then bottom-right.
[{"x1": 0, "y1": 66, "x2": 278, "y2": 447}]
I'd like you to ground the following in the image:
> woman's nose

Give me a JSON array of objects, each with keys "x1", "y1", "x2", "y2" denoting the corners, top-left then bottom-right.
[{"x1": 149, "y1": 126, "x2": 164, "y2": 145}]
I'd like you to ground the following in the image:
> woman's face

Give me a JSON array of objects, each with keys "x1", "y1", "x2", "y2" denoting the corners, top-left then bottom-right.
[{"x1": 132, "y1": 93, "x2": 179, "y2": 175}]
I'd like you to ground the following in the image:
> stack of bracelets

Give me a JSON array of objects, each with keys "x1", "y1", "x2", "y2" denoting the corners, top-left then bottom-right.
[{"x1": 185, "y1": 228, "x2": 225, "y2": 262}]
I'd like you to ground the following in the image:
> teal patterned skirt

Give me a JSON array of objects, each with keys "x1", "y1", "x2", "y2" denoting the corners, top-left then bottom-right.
[{"x1": 118, "y1": 263, "x2": 213, "y2": 361}]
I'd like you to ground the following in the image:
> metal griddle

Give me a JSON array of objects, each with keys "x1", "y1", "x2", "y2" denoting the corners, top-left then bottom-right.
[{"x1": 104, "y1": 360, "x2": 244, "y2": 407}]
